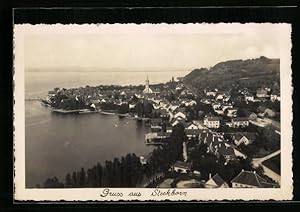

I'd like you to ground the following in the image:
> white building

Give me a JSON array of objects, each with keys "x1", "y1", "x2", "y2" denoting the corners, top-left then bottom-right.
[
  {"x1": 231, "y1": 117, "x2": 249, "y2": 128},
  {"x1": 204, "y1": 116, "x2": 221, "y2": 129}
]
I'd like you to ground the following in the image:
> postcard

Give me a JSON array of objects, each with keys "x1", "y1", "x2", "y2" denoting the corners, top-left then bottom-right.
[{"x1": 13, "y1": 23, "x2": 293, "y2": 201}]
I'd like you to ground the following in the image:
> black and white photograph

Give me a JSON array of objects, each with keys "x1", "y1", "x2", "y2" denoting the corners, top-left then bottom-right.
[{"x1": 13, "y1": 23, "x2": 293, "y2": 201}]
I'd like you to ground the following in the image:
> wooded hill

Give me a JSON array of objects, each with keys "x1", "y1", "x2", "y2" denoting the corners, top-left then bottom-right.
[{"x1": 183, "y1": 56, "x2": 280, "y2": 91}]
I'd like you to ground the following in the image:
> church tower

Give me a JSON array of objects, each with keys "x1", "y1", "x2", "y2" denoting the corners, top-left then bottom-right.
[{"x1": 143, "y1": 75, "x2": 153, "y2": 94}]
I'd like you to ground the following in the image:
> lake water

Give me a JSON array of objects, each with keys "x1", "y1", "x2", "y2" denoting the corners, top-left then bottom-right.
[{"x1": 25, "y1": 71, "x2": 189, "y2": 187}]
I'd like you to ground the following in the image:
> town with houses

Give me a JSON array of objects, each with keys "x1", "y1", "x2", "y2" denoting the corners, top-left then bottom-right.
[{"x1": 42, "y1": 72, "x2": 281, "y2": 189}]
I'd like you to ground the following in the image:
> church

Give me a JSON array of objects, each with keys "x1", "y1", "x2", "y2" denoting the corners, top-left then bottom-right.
[{"x1": 143, "y1": 75, "x2": 153, "y2": 94}]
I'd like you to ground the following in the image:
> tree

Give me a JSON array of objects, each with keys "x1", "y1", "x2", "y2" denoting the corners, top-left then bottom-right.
[
  {"x1": 65, "y1": 173, "x2": 72, "y2": 188},
  {"x1": 102, "y1": 160, "x2": 114, "y2": 186},
  {"x1": 71, "y1": 171, "x2": 78, "y2": 187},
  {"x1": 95, "y1": 163, "x2": 103, "y2": 187},
  {"x1": 112, "y1": 158, "x2": 122, "y2": 187},
  {"x1": 79, "y1": 168, "x2": 86, "y2": 187},
  {"x1": 43, "y1": 176, "x2": 64, "y2": 188}
]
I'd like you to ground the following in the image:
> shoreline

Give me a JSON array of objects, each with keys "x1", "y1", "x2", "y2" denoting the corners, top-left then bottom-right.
[{"x1": 41, "y1": 102, "x2": 150, "y2": 121}]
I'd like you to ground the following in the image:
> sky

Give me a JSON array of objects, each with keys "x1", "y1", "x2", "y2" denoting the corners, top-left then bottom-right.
[{"x1": 23, "y1": 24, "x2": 284, "y2": 71}]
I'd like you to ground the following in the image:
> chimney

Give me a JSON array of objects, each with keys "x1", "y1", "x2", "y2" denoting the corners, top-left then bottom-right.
[{"x1": 209, "y1": 173, "x2": 212, "y2": 179}]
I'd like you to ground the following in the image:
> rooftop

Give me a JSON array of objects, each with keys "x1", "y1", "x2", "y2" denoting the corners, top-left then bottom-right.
[
  {"x1": 234, "y1": 132, "x2": 256, "y2": 141},
  {"x1": 208, "y1": 173, "x2": 226, "y2": 187},
  {"x1": 232, "y1": 117, "x2": 249, "y2": 122},
  {"x1": 262, "y1": 154, "x2": 280, "y2": 175},
  {"x1": 207, "y1": 117, "x2": 221, "y2": 121},
  {"x1": 231, "y1": 170, "x2": 278, "y2": 188},
  {"x1": 173, "y1": 161, "x2": 192, "y2": 170}
]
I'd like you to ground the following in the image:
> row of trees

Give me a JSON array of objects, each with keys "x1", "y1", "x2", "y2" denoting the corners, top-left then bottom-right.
[{"x1": 44, "y1": 153, "x2": 145, "y2": 188}]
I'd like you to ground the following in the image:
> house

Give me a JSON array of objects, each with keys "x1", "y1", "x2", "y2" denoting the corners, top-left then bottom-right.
[
  {"x1": 212, "y1": 102, "x2": 221, "y2": 110},
  {"x1": 214, "y1": 109, "x2": 224, "y2": 115},
  {"x1": 120, "y1": 91, "x2": 126, "y2": 96},
  {"x1": 223, "y1": 95, "x2": 231, "y2": 102},
  {"x1": 276, "y1": 96, "x2": 281, "y2": 101},
  {"x1": 256, "y1": 88, "x2": 268, "y2": 98},
  {"x1": 231, "y1": 117, "x2": 249, "y2": 128},
  {"x1": 129, "y1": 103, "x2": 136, "y2": 109},
  {"x1": 48, "y1": 90, "x2": 57, "y2": 96},
  {"x1": 264, "y1": 108, "x2": 276, "y2": 117},
  {"x1": 270, "y1": 94, "x2": 279, "y2": 102},
  {"x1": 159, "y1": 109, "x2": 170, "y2": 118},
  {"x1": 193, "y1": 170, "x2": 201, "y2": 177},
  {"x1": 205, "y1": 173, "x2": 229, "y2": 188},
  {"x1": 150, "y1": 118, "x2": 163, "y2": 132},
  {"x1": 171, "y1": 118, "x2": 185, "y2": 127},
  {"x1": 226, "y1": 108, "x2": 238, "y2": 117},
  {"x1": 215, "y1": 92, "x2": 225, "y2": 100},
  {"x1": 206, "y1": 90, "x2": 217, "y2": 97},
  {"x1": 192, "y1": 120, "x2": 207, "y2": 129},
  {"x1": 173, "y1": 111, "x2": 187, "y2": 120},
  {"x1": 225, "y1": 121, "x2": 233, "y2": 127},
  {"x1": 222, "y1": 103, "x2": 233, "y2": 112},
  {"x1": 204, "y1": 116, "x2": 221, "y2": 129},
  {"x1": 231, "y1": 170, "x2": 278, "y2": 188},
  {"x1": 201, "y1": 99, "x2": 212, "y2": 104},
  {"x1": 152, "y1": 103, "x2": 160, "y2": 110},
  {"x1": 185, "y1": 122, "x2": 199, "y2": 130},
  {"x1": 233, "y1": 147, "x2": 247, "y2": 159},
  {"x1": 169, "y1": 105, "x2": 180, "y2": 112},
  {"x1": 139, "y1": 154, "x2": 151, "y2": 165},
  {"x1": 166, "y1": 126, "x2": 173, "y2": 133},
  {"x1": 171, "y1": 161, "x2": 192, "y2": 173},
  {"x1": 232, "y1": 132, "x2": 256, "y2": 146},
  {"x1": 185, "y1": 129, "x2": 202, "y2": 139},
  {"x1": 183, "y1": 100, "x2": 197, "y2": 107},
  {"x1": 245, "y1": 94, "x2": 255, "y2": 102},
  {"x1": 243, "y1": 110, "x2": 257, "y2": 120}
]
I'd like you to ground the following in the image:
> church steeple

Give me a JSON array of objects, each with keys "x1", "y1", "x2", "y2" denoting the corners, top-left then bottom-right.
[
  {"x1": 143, "y1": 74, "x2": 153, "y2": 94},
  {"x1": 145, "y1": 74, "x2": 149, "y2": 87}
]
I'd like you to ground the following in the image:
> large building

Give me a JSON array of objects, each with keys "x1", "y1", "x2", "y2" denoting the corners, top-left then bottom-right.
[
  {"x1": 143, "y1": 75, "x2": 153, "y2": 94},
  {"x1": 231, "y1": 170, "x2": 278, "y2": 188},
  {"x1": 204, "y1": 116, "x2": 221, "y2": 128}
]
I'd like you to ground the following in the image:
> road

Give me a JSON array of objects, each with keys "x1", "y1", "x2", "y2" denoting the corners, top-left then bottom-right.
[{"x1": 252, "y1": 149, "x2": 281, "y2": 168}]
